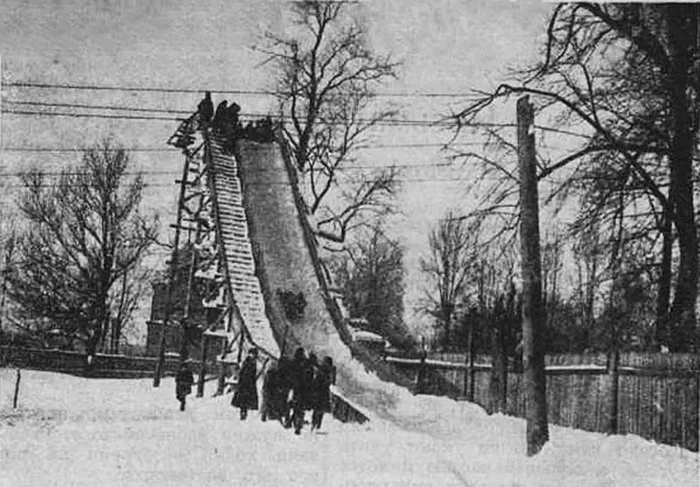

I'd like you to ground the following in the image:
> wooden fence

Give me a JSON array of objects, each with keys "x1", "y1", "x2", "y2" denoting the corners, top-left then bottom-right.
[
  {"x1": 0, "y1": 346, "x2": 195, "y2": 378},
  {"x1": 384, "y1": 352, "x2": 699, "y2": 452}
]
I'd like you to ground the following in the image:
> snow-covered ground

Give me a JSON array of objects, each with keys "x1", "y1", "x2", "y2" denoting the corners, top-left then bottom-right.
[{"x1": 0, "y1": 368, "x2": 697, "y2": 486}]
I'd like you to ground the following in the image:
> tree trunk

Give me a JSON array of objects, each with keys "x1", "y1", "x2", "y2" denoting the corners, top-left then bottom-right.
[
  {"x1": 607, "y1": 337, "x2": 620, "y2": 435},
  {"x1": 489, "y1": 316, "x2": 507, "y2": 414},
  {"x1": 666, "y1": 5, "x2": 698, "y2": 352},
  {"x1": 656, "y1": 212, "x2": 672, "y2": 348},
  {"x1": 517, "y1": 96, "x2": 549, "y2": 456}
]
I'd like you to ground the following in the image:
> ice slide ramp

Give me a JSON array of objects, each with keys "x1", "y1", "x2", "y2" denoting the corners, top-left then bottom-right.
[
  {"x1": 229, "y1": 133, "x2": 415, "y2": 421},
  {"x1": 233, "y1": 137, "x2": 350, "y2": 357},
  {"x1": 206, "y1": 132, "x2": 373, "y2": 423}
]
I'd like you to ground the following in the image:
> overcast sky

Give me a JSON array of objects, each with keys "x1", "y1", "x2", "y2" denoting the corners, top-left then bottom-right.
[{"x1": 0, "y1": 0, "x2": 554, "y2": 339}]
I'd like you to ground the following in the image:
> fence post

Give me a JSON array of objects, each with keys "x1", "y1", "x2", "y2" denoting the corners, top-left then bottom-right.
[
  {"x1": 13, "y1": 368, "x2": 21, "y2": 408},
  {"x1": 416, "y1": 346, "x2": 427, "y2": 395},
  {"x1": 466, "y1": 320, "x2": 475, "y2": 402},
  {"x1": 607, "y1": 346, "x2": 620, "y2": 435}
]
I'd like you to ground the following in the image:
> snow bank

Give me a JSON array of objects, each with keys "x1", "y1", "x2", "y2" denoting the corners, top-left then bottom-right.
[{"x1": 1, "y1": 368, "x2": 697, "y2": 486}]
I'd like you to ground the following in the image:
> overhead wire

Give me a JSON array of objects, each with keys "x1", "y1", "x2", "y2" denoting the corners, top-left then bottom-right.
[
  {"x1": 2, "y1": 81, "x2": 591, "y2": 138},
  {"x1": 1, "y1": 141, "x2": 486, "y2": 153},
  {"x1": 5, "y1": 80, "x2": 478, "y2": 99},
  {"x1": 2, "y1": 105, "x2": 585, "y2": 137},
  {"x1": 2, "y1": 109, "x2": 183, "y2": 122},
  {"x1": 0, "y1": 176, "x2": 470, "y2": 189},
  {"x1": 7, "y1": 100, "x2": 191, "y2": 115},
  {"x1": 2, "y1": 108, "x2": 448, "y2": 126}
]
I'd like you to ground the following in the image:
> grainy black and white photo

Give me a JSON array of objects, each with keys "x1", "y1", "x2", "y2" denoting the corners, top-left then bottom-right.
[{"x1": 0, "y1": 1, "x2": 698, "y2": 485}]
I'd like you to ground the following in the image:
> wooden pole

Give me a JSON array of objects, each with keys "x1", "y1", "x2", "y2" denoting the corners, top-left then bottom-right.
[
  {"x1": 466, "y1": 318, "x2": 475, "y2": 402},
  {"x1": 517, "y1": 95, "x2": 549, "y2": 456},
  {"x1": 196, "y1": 335, "x2": 208, "y2": 398},
  {"x1": 13, "y1": 368, "x2": 20, "y2": 409},
  {"x1": 178, "y1": 241, "x2": 199, "y2": 362},
  {"x1": 608, "y1": 343, "x2": 620, "y2": 434},
  {"x1": 153, "y1": 149, "x2": 192, "y2": 387}
]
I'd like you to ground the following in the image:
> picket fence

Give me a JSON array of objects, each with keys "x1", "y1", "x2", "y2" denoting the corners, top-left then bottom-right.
[{"x1": 384, "y1": 352, "x2": 699, "y2": 452}]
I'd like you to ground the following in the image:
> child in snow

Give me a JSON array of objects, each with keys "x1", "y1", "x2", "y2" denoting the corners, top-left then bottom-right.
[{"x1": 175, "y1": 361, "x2": 195, "y2": 412}]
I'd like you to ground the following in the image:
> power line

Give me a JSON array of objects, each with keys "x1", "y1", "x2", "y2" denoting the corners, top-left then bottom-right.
[
  {"x1": 3, "y1": 105, "x2": 582, "y2": 137},
  {"x1": 1, "y1": 174, "x2": 468, "y2": 188},
  {"x1": 0, "y1": 160, "x2": 459, "y2": 177},
  {"x1": 5, "y1": 81, "x2": 270, "y2": 96},
  {"x1": 6, "y1": 80, "x2": 477, "y2": 99},
  {"x1": 2, "y1": 108, "x2": 448, "y2": 126},
  {"x1": 7, "y1": 100, "x2": 191, "y2": 115},
  {"x1": 2, "y1": 147, "x2": 178, "y2": 153},
  {"x1": 1, "y1": 141, "x2": 485, "y2": 153},
  {"x1": 2, "y1": 109, "x2": 183, "y2": 122}
]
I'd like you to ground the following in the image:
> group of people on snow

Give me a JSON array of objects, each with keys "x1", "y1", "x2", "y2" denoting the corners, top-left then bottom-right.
[
  {"x1": 233, "y1": 346, "x2": 337, "y2": 435},
  {"x1": 176, "y1": 346, "x2": 337, "y2": 435}
]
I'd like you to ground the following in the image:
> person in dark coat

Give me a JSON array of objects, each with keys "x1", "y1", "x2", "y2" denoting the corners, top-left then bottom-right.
[
  {"x1": 175, "y1": 361, "x2": 195, "y2": 412},
  {"x1": 260, "y1": 359, "x2": 278, "y2": 422},
  {"x1": 212, "y1": 100, "x2": 228, "y2": 133},
  {"x1": 231, "y1": 348, "x2": 259, "y2": 420},
  {"x1": 276, "y1": 356, "x2": 293, "y2": 428},
  {"x1": 226, "y1": 102, "x2": 241, "y2": 130},
  {"x1": 222, "y1": 102, "x2": 241, "y2": 152},
  {"x1": 311, "y1": 356, "x2": 336, "y2": 431},
  {"x1": 290, "y1": 347, "x2": 313, "y2": 435},
  {"x1": 197, "y1": 91, "x2": 213, "y2": 130}
]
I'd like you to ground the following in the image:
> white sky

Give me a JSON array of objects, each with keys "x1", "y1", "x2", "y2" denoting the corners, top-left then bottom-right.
[{"x1": 0, "y1": 0, "x2": 555, "y2": 341}]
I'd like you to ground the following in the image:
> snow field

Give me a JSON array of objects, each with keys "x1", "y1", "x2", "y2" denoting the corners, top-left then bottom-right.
[{"x1": 0, "y1": 368, "x2": 698, "y2": 486}]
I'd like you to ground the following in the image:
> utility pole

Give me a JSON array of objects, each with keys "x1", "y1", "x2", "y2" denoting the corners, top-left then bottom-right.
[
  {"x1": 153, "y1": 151, "x2": 192, "y2": 387},
  {"x1": 517, "y1": 95, "x2": 548, "y2": 456}
]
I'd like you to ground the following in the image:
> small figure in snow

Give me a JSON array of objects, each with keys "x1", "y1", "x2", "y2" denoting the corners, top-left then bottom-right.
[
  {"x1": 175, "y1": 361, "x2": 195, "y2": 412},
  {"x1": 197, "y1": 91, "x2": 214, "y2": 130},
  {"x1": 231, "y1": 348, "x2": 259, "y2": 420},
  {"x1": 311, "y1": 356, "x2": 336, "y2": 431}
]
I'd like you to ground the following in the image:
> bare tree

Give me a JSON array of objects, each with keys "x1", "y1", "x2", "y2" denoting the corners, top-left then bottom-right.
[
  {"x1": 421, "y1": 212, "x2": 477, "y2": 350},
  {"x1": 0, "y1": 219, "x2": 17, "y2": 334},
  {"x1": 572, "y1": 222, "x2": 603, "y2": 335},
  {"x1": 260, "y1": 0, "x2": 401, "y2": 242},
  {"x1": 7, "y1": 140, "x2": 158, "y2": 356},
  {"x1": 450, "y1": 3, "x2": 699, "y2": 351},
  {"x1": 333, "y1": 223, "x2": 413, "y2": 348}
]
